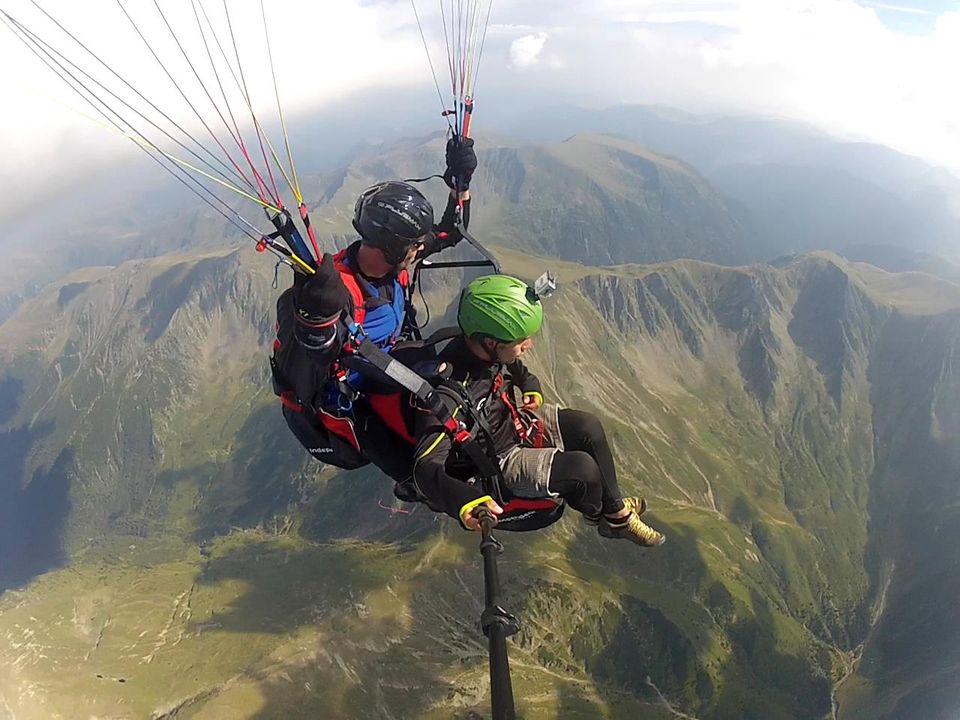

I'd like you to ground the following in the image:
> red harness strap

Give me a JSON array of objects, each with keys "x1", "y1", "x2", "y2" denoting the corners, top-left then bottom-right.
[
  {"x1": 491, "y1": 372, "x2": 548, "y2": 449},
  {"x1": 367, "y1": 393, "x2": 417, "y2": 444},
  {"x1": 332, "y1": 250, "x2": 411, "y2": 329},
  {"x1": 280, "y1": 391, "x2": 303, "y2": 412},
  {"x1": 333, "y1": 249, "x2": 367, "y2": 327},
  {"x1": 316, "y1": 407, "x2": 362, "y2": 451},
  {"x1": 503, "y1": 497, "x2": 561, "y2": 512}
]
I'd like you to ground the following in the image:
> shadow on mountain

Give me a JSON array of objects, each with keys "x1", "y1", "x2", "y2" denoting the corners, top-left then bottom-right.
[
  {"x1": 237, "y1": 649, "x2": 458, "y2": 720},
  {"x1": 553, "y1": 677, "x2": 611, "y2": 719},
  {"x1": 0, "y1": 374, "x2": 23, "y2": 425},
  {"x1": 190, "y1": 539, "x2": 399, "y2": 635},
  {"x1": 0, "y1": 420, "x2": 74, "y2": 593},
  {"x1": 885, "y1": 672, "x2": 960, "y2": 720},
  {"x1": 298, "y1": 463, "x2": 443, "y2": 546},
  {"x1": 184, "y1": 403, "x2": 319, "y2": 542},
  {"x1": 787, "y1": 262, "x2": 855, "y2": 407},
  {"x1": 854, "y1": 310, "x2": 960, "y2": 719},
  {"x1": 57, "y1": 281, "x2": 91, "y2": 308},
  {"x1": 137, "y1": 256, "x2": 237, "y2": 343},
  {"x1": 577, "y1": 523, "x2": 710, "y2": 716},
  {"x1": 175, "y1": 397, "x2": 441, "y2": 546},
  {"x1": 171, "y1": 395, "x2": 433, "y2": 545},
  {"x1": 243, "y1": 654, "x2": 458, "y2": 720},
  {"x1": 788, "y1": 259, "x2": 884, "y2": 411},
  {"x1": 715, "y1": 586, "x2": 832, "y2": 720},
  {"x1": 188, "y1": 533, "x2": 479, "y2": 719},
  {"x1": 589, "y1": 593, "x2": 706, "y2": 706}
]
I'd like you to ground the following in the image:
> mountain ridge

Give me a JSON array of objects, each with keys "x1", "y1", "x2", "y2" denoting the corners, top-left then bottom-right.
[{"x1": 5, "y1": 112, "x2": 960, "y2": 324}]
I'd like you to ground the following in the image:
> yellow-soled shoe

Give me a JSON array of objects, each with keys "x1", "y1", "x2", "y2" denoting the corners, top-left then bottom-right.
[
  {"x1": 598, "y1": 510, "x2": 665, "y2": 547},
  {"x1": 584, "y1": 496, "x2": 647, "y2": 526}
]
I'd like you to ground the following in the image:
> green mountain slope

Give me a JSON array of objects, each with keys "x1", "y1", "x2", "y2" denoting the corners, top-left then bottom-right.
[
  {"x1": 293, "y1": 132, "x2": 754, "y2": 266},
  {"x1": 473, "y1": 133, "x2": 752, "y2": 265},
  {"x1": 1, "y1": 245, "x2": 958, "y2": 719}
]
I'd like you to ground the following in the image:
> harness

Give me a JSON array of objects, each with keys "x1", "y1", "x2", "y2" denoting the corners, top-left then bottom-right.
[
  {"x1": 328, "y1": 248, "x2": 411, "y2": 407},
  {"x1": 333, "y1": 248, "x2": 409, "y2": 344},
  {"x1": 346, "y1": 327, "x2": 564, "y2": 532}
]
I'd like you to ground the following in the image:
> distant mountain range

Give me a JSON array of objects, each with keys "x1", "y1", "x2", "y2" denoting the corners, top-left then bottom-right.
[
  {"x1": 3, "y1": 103, "x2": 959, "y2": 324},
  {"x1": 1, "y1": 238, "x2": 958, "y2": 718},
  {"x1": 495, "y1": 103, "x2": 960, "y2": 257}
]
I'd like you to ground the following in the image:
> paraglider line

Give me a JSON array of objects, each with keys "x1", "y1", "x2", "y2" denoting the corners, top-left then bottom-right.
[
  {"x1": 193, "y1": 0, "x2": 303, "y2": 220},
  {"x1": 1, "y1": 12, "x2": 279, "y2": 251},
  {"x1": 218, "y1": 0, "x2": 282, "y2": 208},
  {"x1": 152, "y1": 0, "x2": 277, "y2": 207},
  {"x1": 184, "y1": 0, "x2": 271, "y2": 204},
  {"x1": 260, "y1": 0, "x2": 321, "y2": 262},
  {"x1": 261, "y1": 0, "x2": 301, "y2": 202},
  {"x1": 23, "y1": 0, "x2": 251, "y2": 194},
  {"x1": 472, "y1": 1, "x2": 493, "y2": 97},
  {"x1": 114, "y1": 0, "x2": 261, "y2": 200},
  {"x1": 149, "y1": 0, "x2": 274, "y2": 205},
  {"x1": 411, "y1": 0, "x2": 455, "y2": 133}
]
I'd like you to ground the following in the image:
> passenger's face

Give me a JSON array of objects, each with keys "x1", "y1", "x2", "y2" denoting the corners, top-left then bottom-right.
[{"x1": 495, "y1": 336, "x2": 533, "y2": 363}]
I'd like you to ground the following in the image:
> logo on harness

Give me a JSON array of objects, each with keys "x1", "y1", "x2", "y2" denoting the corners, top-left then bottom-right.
[
  {"x1": 309, "y1": 447, "x2": 335, "y2": 454},
  {"x1": 497, "y1": 511, "x2": 536, "y2": 523}
]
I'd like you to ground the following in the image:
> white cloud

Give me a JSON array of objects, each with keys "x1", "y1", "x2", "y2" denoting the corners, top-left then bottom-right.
[
  {"x1": 0, "y1": 0, "x2": 427, "y2": 213},
  {"x1": 2, "y1": 0, "x2": 960, "y2": 214},
  {"x1": 509, "y1": 32, "x2": 548, "y2": 68},
  {"x1": 861, "y1": 2, "x2": 936, "y2": 15},
  {"x1": 483, "y1": 0, "x2": 960, "y2": 171}
]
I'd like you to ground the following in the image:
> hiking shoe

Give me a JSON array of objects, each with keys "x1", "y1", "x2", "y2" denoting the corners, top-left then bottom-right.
[
  {"x1": 583, "y1": 496, "x2": 647, "y2": 526},
  {"x1": 598, "y1": 510, "x2": 665, "y2": 547}
]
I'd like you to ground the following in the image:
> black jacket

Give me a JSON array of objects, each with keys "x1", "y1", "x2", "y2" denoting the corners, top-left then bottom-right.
[{"x1": 412, "y1": 337, "x2": 543, "y2": 522}]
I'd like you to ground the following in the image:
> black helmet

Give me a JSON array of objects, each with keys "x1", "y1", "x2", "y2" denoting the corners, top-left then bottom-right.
[{"x1": 353, "y1": 181, "x2": 434, "y2": 264}]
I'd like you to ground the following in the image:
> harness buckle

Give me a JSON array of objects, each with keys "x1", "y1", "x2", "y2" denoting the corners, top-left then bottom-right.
[
  {"x1": 332, "y1": 366, "x2": 359, "y2": 412},
  {"x1": 345, "y1": 320, "x2": 366, "y2": 345}
]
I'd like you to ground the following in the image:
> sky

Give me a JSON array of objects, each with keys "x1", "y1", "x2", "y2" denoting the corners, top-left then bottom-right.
[{"x1": 2, "y1": 0, "x2": 960, "y2": 215}]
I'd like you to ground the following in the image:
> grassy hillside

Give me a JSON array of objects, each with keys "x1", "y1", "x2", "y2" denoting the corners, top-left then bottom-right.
[{"x1": 1, "y1": 245, "x2": 958, "y2": 718}]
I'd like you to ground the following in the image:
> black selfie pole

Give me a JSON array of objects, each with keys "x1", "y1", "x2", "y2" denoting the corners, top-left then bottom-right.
[{"x1": 477, "y1": 508, "x2": 521, "y2": 720}]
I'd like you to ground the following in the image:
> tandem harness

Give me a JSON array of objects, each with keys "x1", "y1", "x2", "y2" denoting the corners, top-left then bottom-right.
[{"x1": 344, "y1": 323, "x2": 565, "y2": 533}]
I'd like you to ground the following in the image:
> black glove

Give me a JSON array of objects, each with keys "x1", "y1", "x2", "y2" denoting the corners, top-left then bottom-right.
[
  {"x1": 443, "y1": 137, "x2": 477, "y2": 191},
  {"x1": 294, "y1": 253, "x2": 351, "y2": 326},
  {"x1": 438, "y1": 225, "x2": 464, "y2": 250}
]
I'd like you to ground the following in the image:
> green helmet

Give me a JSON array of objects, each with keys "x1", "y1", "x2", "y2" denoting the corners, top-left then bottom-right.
[{"x1": 458, "y1": 275, "x2": 544, "y2": 342}]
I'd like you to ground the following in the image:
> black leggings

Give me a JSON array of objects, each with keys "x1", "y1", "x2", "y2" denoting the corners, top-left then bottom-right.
[{"x1": 548, "y1": 409, "x2": 626, "y2": 519}]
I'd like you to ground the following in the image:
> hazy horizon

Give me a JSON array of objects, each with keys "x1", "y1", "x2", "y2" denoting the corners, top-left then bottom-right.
[{"x1": 3, "y1": 0, "x2": 960, "y2": 218}]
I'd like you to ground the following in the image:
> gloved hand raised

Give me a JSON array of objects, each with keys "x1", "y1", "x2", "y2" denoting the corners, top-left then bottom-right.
[
  {"x1": 294, "y1": 253, "x2": 351, "y2": 326},
  {"x1": 443, "y1": 136, "x2": 477, "y2": 191}
]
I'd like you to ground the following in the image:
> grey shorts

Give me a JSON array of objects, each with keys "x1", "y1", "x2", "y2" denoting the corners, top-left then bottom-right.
[{"x1": 499, "y1": 403, "x2": 564, "y2": 499}]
